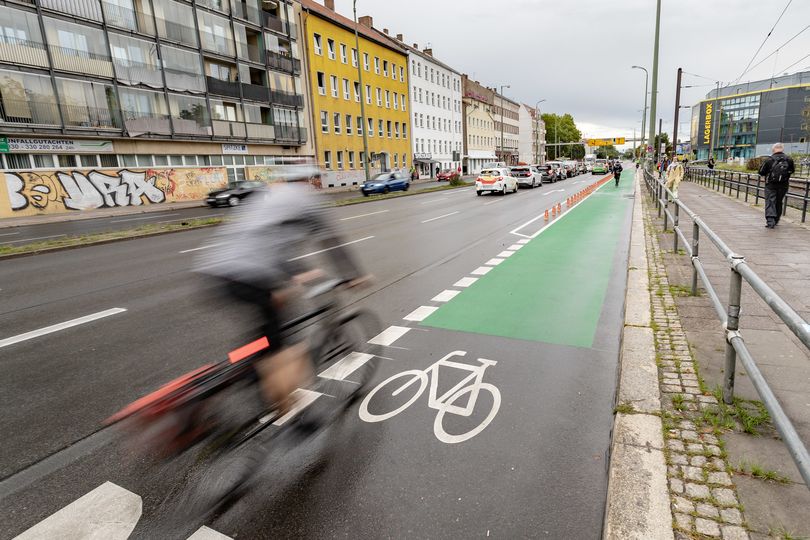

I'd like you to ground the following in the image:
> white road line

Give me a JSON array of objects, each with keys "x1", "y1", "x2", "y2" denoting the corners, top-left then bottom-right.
[
  {"x1": 340, "y1": 209, "x2": 389, "y2": 221},
  {"x1": 482, "y1": 198, "x2": 502, "y2": 206},
  {"x1": 319, "y1": 352, "x2": 375, "y2": 380},
  {"x1": 0, "y1": 231, "x2": 20, "y2": 237},
  {"x1": 485, "y1": 257, "x2": 505, "y2": 266},
  {"x1": 187, "y1": 527, "x2": 233, "y2": 540},
  {"x1": 448, "y1": 187, "x2": 472, "y2": 194},
  {"x1": 421, "y1": 211, "x2": 459, "y2": 224},
  {"x1": 14, "y1": 481, "x2": 141, "y2": 540},
  {"x1": 368, "y1": 325, "x2": 411, "y2": 346},
  {"x1": 109, "y1": 213, "x2": 178, "y2": 223},
  {"x1": 543, "y1": 189, "x2": 565, "y2": 195},
  {"x1": 0, "y1": 308, "x2": 127, "y2": 349},
  {"x1": 431, "y1": 289, "x2": 460, "y2": 302},
  {"x1": 471, "y1": 266, "x2": 492, "y2": 276},
  {"x1": 272, "y1": 389, "x2": 322, "y2": 426},
  {"x1": 288, "y1": 235, "x2": 374, "y2": 261},
  {"x1": 508, "y1": 243, "x2": 524, "y2": 250},
  {"x1": 420, "y1": 197, "x2": 448, "y2": 205},
  {"x1": 0, "y1": 234, "x2": 66, "y2": 245},
  {"x1": 156, "y1": 213, "x2": 222, "y2": 224},
  {"x1": 497, "y1": 250, "x2": 516, "y2": 258},
  {"x1": 454, "y1": 277, "x2": 478, "y2": 288},
  {"x1": 403, "y1": 306, "x2": 439, "y2": 322},
  {"x1": 178, "y1": 243, "x2": 223, "y2": 254},
  {"x1": 517, "y1": 239, "x2": 531, "y2": 244}
]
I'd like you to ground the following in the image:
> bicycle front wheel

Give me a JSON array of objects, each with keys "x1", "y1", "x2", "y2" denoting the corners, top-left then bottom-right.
[{"x1": 433, "y1": 383, "x2": 501, "y2": 444}]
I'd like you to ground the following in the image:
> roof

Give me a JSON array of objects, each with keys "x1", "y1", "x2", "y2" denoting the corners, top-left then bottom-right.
[
  {"x1": 377, "y1": 36, "x2": 461, "y2": 76},
  {"x1": 298, "y1": 0, "x2": 407, "y2": 55}
]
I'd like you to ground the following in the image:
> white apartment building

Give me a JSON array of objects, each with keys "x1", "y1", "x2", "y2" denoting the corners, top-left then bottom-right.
[
  {"x1": 519, "y1": 104, "x2": 546, "y2": 164},
  {"x1": 387, "y1": 36, "x2": 463, "y2": 178}
]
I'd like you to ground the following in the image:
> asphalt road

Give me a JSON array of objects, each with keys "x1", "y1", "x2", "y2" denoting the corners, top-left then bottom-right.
[
  {"x1": 0, "y1": 170, "x2": 634, "y2": 539},
  {"x1": 0, "y1": 180, "x2": 459, "y2": 247}
]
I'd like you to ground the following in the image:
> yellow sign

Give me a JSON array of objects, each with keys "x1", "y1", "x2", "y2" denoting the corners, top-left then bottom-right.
[{"x1": 587, "y1": 138, "x2": 626, "y2": 146}]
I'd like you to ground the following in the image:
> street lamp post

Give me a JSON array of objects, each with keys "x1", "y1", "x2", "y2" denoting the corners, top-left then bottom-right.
[
  {"x1": 534, "y1": 98, "x2": 546, "y2": 164},
  {"x1": 353, "y1": 0, "x2": 370, "y2": 181},
  {"x1": 499, "y1": 84, "x2": 510, "y2": 164},
  {"x1": 647, "y1": 0, "x2": 662, "y2": 162},
  {"x1": 632, "y1": 65, "x2": 648, "y2": 159}
]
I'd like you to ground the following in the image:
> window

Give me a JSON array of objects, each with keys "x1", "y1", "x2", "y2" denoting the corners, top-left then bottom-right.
[
  {"x1": 357, "y1": 116, "x2": 363, "y2": 135},
  {"x1": 376, "y1": 87, "x2": 382, "y2": 106},
  {"x1": 161, "y1": 44, "x2": 205, "y2": 92},
  {"x1": 100, "y1": 154, "x2": 119, "y2": 167},
  {"x1": 58, "y1": 154, "x2": 77, "y2": 167},
  {"x1": 313, "y1": 33, "x2": 322, "y2": 55},
  {"x1": 363, "y1": 53, "x2": 369, "y2": 71},
  {"x1": 393, "y1": 153, "x2": 398, "y2": 167},
  {"x1": 385, "y1": 90, "x2": 390, "y2": 108},
  {"x1": 367, "y1": 117, "x2": 373, "y2": 136},
  {"x1": 55, "y1": 78, "x2": 117, "y2": 129},
  {"x1": 346, "y1": 114, "x2": 352, "y2": 135},
  {"x1": 393, "y1": 93, "x2": 398, "y2": 110},
  {"x1": 386, "y1": 120, "x2": 391, "y2": 138},
  {"x1": 196, "y1": 10, "x2": 235, "y2": 56},
  {"x1": 342, "y1": 78, "x2": 350, "y2": 100},
  {"x1": 353, "y1": 81, "x2": 361, "y2": 102},
  {"x1": 391, "y1": 63, "x2": 396, "y2": 80},
  {"x1": 400, "y1": 66, "x2": 404, "y2": 81},
  {"x1": 324, "y1": 150, "x2": 331, "y2": 169},
  {"x1": 395, "y1": 122, "x2": 400, "y2": 138},
  {"x1": 365, "y1": 84, "x2": 372, "y2": 104},
  {"x1": 382, "y1": 60, "x2": 388, "y2": 76},
  {"x1": 169, "y1": 94, "x2": 211, "y2": 135},
  {"x1": 340, "y1": 43, "x2": 347, "y2": 63},
  {"x1": 333, "y1": 112, "x2": 341, "y2": 134},
  {"x1": 33, "y1": 154, "x2": 55, "y2": 168},
  {"x1": 336, "y1": 150, "x2": 343, "y2": 169},
  {"x1": 351, "y1": 48, "x2": 358, "y2": 67},
  {"x1": 317, "y1": 72, "x2": 326, "y2": 95},
  {"x1": 330, "y1": 75, "x2": 338, "y2": 98},
  {"x1": 402, "y1": 93, "x2": 406, "y2": 112},
  {"x1": 327, "y1": 38, "x2": 335, "y2": 60},
  {"x1": 402, "y1": 124, "x2": 407, "y2": 139},
  {"x1": 378, "y1": 119, "x2": 383, "y2": 137},
  {"x1": 320, "y1": 110, "x2": 328, "y2": 133},
  {"x1": 374, "y1": 57, "x2": 380, "y2": 74},
  {"x1": 360, "y1": 151, "x2": 365, "y2": 168},
  {"x1": 348, "y1": 151, "x2": 355, "y2": 169}
]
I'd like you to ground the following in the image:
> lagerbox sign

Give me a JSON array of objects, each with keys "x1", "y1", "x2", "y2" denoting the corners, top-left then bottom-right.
[
  {"x1": 8, "y1": 138, "x2": 113, "y2": 153},
  {"x1": 222, "y1": 143, "x2": 248, "y2": 154},
  {"x1": 699, "y1": 101, "x2": 714, "y2": 148}
]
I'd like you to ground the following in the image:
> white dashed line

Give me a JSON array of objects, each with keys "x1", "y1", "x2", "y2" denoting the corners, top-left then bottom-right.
[
  {"x1": 497, "y1": 250, "x2": 516, "y2": 258},
  {"x1": 187, "y1": 526, "x2": 233, "y2": 540},
  {"x1": 421, "y1": 211, "x2": 460, "y2": 224},
  {"x1": 368, "y1": 325, "x2": 411, "y2": 346},
  {"x1": 482, "y1": 199, "x2": 502, "y2": 206},
  {"x1": 178, "y1": 243, "x2": 223, "y2": 254},
  {"x1": 403, "y1": 306, "x2": 439, "y2": 322},
  {"x1": 156, "y1": 213, "x2": 223, "y2": 224},
  {"x1": 485, "y1": 258, "x2": 505, "y2": 266},
  {"x1": 0, "y1": 232, "x2": 20, "y2": 237},
  {"x1": 431, "y1": 290, "x2": 460, "y2": 302},
  {"x1": 508, "y1": 244, "x2": 524, "y2": 250},
  {"x1": 319, "y1": 352, "x2": 375, "y2": 380},
  {"x1": 109, "y1": 213, "x2": 179, "y2": 223},
  {"x1": 517, "y1": 239, "x2": 531, "y2": 244},
  {"x1": 0, "y1": 234, "x2": 66, "y2": 245},
  {"x1": 288, "y1": 235, "x2": 374, "y2": 261},
  {"x1": 340, "y1": 209, "x2": 389, "y2": 221},
  {"x1": 454, "y1": 277, "x2": 478, "y2": 288},
  {"x1": 0, "y1": 308, "x2": 127, "y2": 349},
  {"x1": 420, "y1": 197, "x2": 448, "y2": 205},
  {"x1": 272, "y1": 389, "x2": 322, "y2": 426},
  {"x1": 471, "y1": 266, "x2": 492, "y2": 276}
]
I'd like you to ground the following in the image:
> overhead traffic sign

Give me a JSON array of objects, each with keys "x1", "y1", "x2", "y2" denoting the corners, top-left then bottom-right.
[{"x1": 586, "y1": 138, "x2": 626, "y2": 147}]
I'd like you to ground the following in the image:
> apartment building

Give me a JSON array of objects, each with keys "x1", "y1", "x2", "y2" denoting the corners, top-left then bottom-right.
[
  {"x1": 519, "y1": 103, "x2": 545, "y2": 164},
  {"x1": 493, "y1": 91, "x2": 519, "y2": 165},
  {"x1": 0, "y1": 0, "x2": 314, "y2": 216},
  {"x1": 300, "y1": 1, "x2": 410, "y2": 188},
  {"x1": 462, "y1": 76, "x2": 496, "y2": 175}
]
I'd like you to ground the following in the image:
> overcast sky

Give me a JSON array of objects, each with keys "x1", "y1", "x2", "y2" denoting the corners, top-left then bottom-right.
[{"x1": 333, "y1": 0, "x2": 810, "y2": 148}]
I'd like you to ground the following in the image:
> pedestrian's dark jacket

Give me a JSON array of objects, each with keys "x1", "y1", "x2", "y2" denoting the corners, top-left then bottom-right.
[
  {"x1": 707, "y1": 158, "x2": 715, "y2": 169},
  {"x1": 758, "y1": 152, "x2": 795, "y2": 184}
]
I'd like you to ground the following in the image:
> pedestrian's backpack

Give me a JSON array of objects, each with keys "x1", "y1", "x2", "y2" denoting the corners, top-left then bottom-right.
[{"x1": 768, "y1": 156, "x2": 791, "y2": 183}]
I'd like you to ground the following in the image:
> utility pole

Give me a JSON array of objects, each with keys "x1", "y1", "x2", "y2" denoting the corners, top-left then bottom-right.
[
  {"x1": 632, "y1": 66, "x2": 649, "y2": 156},
  {"x1": 657, "y1": 118, "x2": 663, "y2": 162},
  {"x1": 499, "y1": 85, "x2": 510, "y2": 164},
  {"x1": 673, "y1": 67, "x2": 682, "y2": 159},
  {"x1": 533, "y1": 99, "x2": 545, "y2": 164},
  {"x1": 647, "y1": 0, "x2": 662, "y2": 162},
  {"x1": 353, "y1": 0, "x2": 370, "y2": 181}
]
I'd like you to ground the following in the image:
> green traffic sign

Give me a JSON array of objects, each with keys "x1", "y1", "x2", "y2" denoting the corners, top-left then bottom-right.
[{"x1": 0, "y1": 137, "x2": 8, "y2": 153}]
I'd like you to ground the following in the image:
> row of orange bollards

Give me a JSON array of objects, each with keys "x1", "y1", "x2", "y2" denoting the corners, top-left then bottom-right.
[{"x1": 544, "y1": 177, "x2": 609, "y2": 221}]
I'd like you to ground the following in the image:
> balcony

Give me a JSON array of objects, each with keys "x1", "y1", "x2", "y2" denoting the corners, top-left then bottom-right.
[
  {"x1": 0, "y1": 37, "x2": 49, "y2": 68},
  {"x1": 41, "y1": 0, "x2": 102, "y2": 21},
  {"x1": 172, "y1": 117, "x2": 212, "y2": 136},
  {"x1": 241, "y1": 82, "x2": 269, "y2": 102},
  {"x1": 263, "y1": 12, "x2": 296, "y2": 37},
  {"x1": 61, "y1": 103, "x2": 122, "y2": 130},
  {"x1": 269, "y1": 90, "x2": 303, "y2": 108},
  {"x1": 275, "y1": 124, "x2": 306, "y2": 143},
  {"x1": 101, "y1": 1, "x2": 155, "y2": 34},
  {"x1": 165, "y1": 69, "x2": 206, "y2": 93},
  {"x1": 0, "y1": 99, "x2": 61, "y2": 126},
  {"x1": 213, "y1": 119, "x2": 247, "y2": 138},
  {"x1": 206, "y1": 76, "x2": 241, "y2": 98},
  {"x1": 49, "y1": 44, "x2": 114, "y2": 78},
  {"x1": 246, "y1": 122, "x2": 275, "y2": 140},
  {"x1": 123, "y1": 112, "x2": 171, "y2": 136},
  {"x1": 266, "y1": 50, "x2": 300, "y2": 73},
  {"x1": 156, "y1": 18, "x2": 198, "y2": 46},
  {"x1": 114, "y1": 58, "x2": 164, "y2": 88},
  {"x1": 233, "y1": 1, "x2": 261, "y2": 25}
]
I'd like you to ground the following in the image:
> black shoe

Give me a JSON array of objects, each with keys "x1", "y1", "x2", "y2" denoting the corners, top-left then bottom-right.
[{"x1": 766, "y1": 223, "x2": 775, "y2": 229}]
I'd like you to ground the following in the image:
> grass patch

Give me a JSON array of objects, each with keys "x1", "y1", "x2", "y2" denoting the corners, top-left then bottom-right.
[
  {"x1": 331, "y1": 182, "x2": 472, "y2": 206},
  {"x1": 0, "y1": 217, "x2": 222, "y2": 257},
  {"x1": 734, "y1": 460, "x2": 791, "y2": 484},
  {"x1": 768, "y1": 525, "x2": 803, "y2": 539},
  {"x1": 614, "y1": 402, "x2": 636, "y2": 414},
  {"x1": 671, "y1": 394, "x2": 686, "y2": 411},
  {"x1": 703, "y1": 385, "x2": 771, "y2": 435}
]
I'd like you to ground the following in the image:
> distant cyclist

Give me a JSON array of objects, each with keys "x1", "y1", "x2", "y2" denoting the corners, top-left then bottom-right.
[{"x1": 613, "y1": 160, "x2": 623, "y2": 186}]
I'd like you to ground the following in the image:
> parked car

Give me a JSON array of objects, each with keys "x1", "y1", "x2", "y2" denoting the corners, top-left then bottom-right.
[
  {"x1": 535, "y1": 165, "x2": 556, "y2": 183},
  {"x1": 592, "y1": 159, "x2": 608, "y2": 174},
  {"x1": 546, "y1": 161, "x2": 564, "y2": 181},
  {"x1": 206, "y1": 180, "x2": 265, "y2": 207},
  {"x1": 482, "y1": 161, "x2": 507, "y2": 169},
  {"x1": 510, "y1": 165, "x2": 541, "y2": 188},
  {"x1": 437, "y1": 169, "x2": 454, "y2": 181},
  {"x1": 475, "y1": 167, "x2": 518, "y2": 196},
  {"x1": 361, "y1": 171, "x2": 410, "y2": 196}
]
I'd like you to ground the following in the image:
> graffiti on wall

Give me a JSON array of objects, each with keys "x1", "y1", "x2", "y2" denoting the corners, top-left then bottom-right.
[{"x1": 1, "y1": 167, "x2": 227, "y2": 217}]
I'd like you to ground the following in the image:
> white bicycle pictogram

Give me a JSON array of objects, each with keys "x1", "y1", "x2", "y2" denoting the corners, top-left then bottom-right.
[{"x1": 358, "y1": 350, "x2": 501, "y2": 444}]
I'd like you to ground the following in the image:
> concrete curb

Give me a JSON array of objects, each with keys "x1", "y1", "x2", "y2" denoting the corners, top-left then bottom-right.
[{"x1": 603, "y1": 173, "x2": 674, "y2": 540}]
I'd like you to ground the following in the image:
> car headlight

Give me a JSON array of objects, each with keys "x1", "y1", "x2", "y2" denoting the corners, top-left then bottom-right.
[{"x1": 216, "y1": 193, "x2": 230, "y2": 198}]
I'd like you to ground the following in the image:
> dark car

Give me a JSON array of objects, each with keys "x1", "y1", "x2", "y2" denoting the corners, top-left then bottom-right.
[
  {"x1": 361, "y1": 171, "x2": 410, "y2": 196},
  {"x1": 437, "y1": 169, "x2": 454, "y2": 181},
  {"x1": 206, "y1": 180, "x2": 265, "y2": 207},
  {"x1": 535, "y1": 165, "x2": 556, "y2": 183}
]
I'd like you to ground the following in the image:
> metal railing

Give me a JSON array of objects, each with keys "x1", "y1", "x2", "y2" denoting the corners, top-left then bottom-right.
[
  {"x1": 48, "y1": 44, "x2": 114, "y2": 78},
  {"x1": 643, "y1": 168, "x2": 810, "y2": 489},
  {"x1": 687, "y1": 167, "x2": 810, "y2": 223},
  {"x1": 0, "y1": 36, "x2": 49, "y2": 68},
  {"x1": 0, "y1": 99, "x2": 61, "y2": 126},
  {"x1": 101, "y1": 1, "x2": 156, "y2": 34}
]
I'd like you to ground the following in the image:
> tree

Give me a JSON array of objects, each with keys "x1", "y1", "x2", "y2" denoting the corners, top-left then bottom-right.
[
  {"x1": 623, "y1": 149, "x2": 634, "y2": 159},
  {"x1": 541, "y1": 113, "x2": 583, "y2": 161},
  {"x1": 595, "y1": 145, "x2": 619, "y2": 159},
  {"x1": 652, "y1": 133, "x2": 673, "y2": 157}
]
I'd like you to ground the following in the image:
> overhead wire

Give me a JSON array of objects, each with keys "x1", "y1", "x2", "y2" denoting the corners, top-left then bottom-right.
[
  {"x1": 739, "y1": 24, "x2": 810, "y2": 80},
  {"x1": 774, "y1": 52, "x2": 810, "y2": 76},
  {"x1": 735, "y1": 0, "x2": 793, "y2": 83}
]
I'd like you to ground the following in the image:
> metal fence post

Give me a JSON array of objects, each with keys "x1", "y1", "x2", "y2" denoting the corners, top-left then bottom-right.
[
  {"x1": 802, "y1": 181, "x2": 808, "y2": 223},
  {"x1": 723, "y1": 255, "x2": 744, "y2": 405},
  {"x1": 657, "y1": 181, "x2": 662, "y2": 218},
  {"x1": 673, "y1": 203, "x2": 680, "y2": 252},
  {"x1": 755, "y1": 176, "x2": 761, "y2": 205},
  {"x1": 663, "y1": 189, "x2": 669, "y2": 231},
  {"x1": 691, "y1": 222, "x2": 699, "y2": 296},
  {"x1": 744, "y1": 173, "x2": 750, "y2": 202}
]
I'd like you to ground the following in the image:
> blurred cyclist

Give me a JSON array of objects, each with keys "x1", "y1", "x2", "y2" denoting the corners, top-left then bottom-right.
[
  {"x1": 195, "y1": 165, "x2": 369, "y2": 417},
  {"x1": 613, "y1": 160, "x2": 623, "y2": 186}
]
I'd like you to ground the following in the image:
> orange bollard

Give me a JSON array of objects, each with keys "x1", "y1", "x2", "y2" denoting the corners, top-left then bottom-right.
[
  {"x1": 544, "y1": 209, "x2": 549, "y2": 221},
  {"x1": 551, "y1": 206, "x2": 556, "y2": 217}
]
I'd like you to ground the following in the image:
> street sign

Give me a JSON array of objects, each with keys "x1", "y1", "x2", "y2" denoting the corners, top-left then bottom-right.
[
  {"x1": 0, "y1": 137, "x2": 8, "y2": 153},
  {"x1": 587, "y1": 137, "x2": 626, "y2": 146}
]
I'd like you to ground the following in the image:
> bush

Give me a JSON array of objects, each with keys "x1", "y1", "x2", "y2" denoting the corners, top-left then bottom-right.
[
  {"x1": 746, "y1": 157, "x2": 764, "y2": 171},
  {"x1": 449, "y1": 172, "x2": 465, "y2": 186}
]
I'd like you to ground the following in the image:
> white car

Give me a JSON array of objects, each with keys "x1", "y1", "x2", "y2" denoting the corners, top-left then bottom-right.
[
  {"x1": 475, "y1": 167, "x2": 518, "y2": 196},
  {"x1": 510, "y1": 165, "x2": 542, "y2": 188}
]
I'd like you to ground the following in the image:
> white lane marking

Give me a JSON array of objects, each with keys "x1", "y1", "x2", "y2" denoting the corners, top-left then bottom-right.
[
  {"x1": 368, "y1": 325, "x2": 411, "y2": 346},
  {"x1": 319, "y1": 352, "x2": 375, "y2": 380},
  {"x1": 109, "y1": 213, "x2": 179, "y2": 223},
  {"x1": 508, "y1": 244, "x2": 524, "y2": 250},
  {"x1": 187, "y1": 526, "x2": 233, "y2": 540},
  {"x1": 543, "y1": 189, "x2": 565, "y2": 196},
  {"x1": 156, "y1": 213, "x2": 222, "y2": 224},
  {"x1": 575, "y1": 180, "x2": 587, "y2": 184},
  {"x1": 454, "y1": 277, "x2": 478, "y2": 288},
  {"x1": 0, "y1": 231, "x2": 20, "y2": 237},
  {"x1": 482, "y1": 199, "x2": 502, "y2": 206},
  {"x1": 421, "y1": 211, "x2": 460, "y2": 224},
  {"x1": 340, "y1": 209, "x2": 390, "y2": 221},
  {"x1": 471, "y1": 266, "x2": 492, "y2": 276},
  {"x1": 178, "y1": 243, "x2": 224, "y2": 254},
  {"x1": 522, "y1": 176, "x2": 613, "y2": 240},
  {"x1": 288, "y1": 235, "x2": 374, "y2": 262},
  {"x1": 14, "y1": 481, "x2": 141, "y2": 540},
  {"x1": 431, "y1": 289, "x2": 460, "y2": 302},
  {"x1": 448, "y1": 187, "x2": 472, "y2": 194},
  {"x1": 272, "y1": 389, "x2": 322, "y2": 426},
  {"x1": 485, "y1": 258, "x2": 505, "y2": 266},
  {"x1": 497, "y1": 250, "x2": 516, "y2": 258},
  {"x1": 0, "y1": 234, "x2": 66, "y2": 245},
  {"x1": 517, "y1": 239, "x2": 530, "y2": 244},
  {"x1": 0, "y1": 308, "x2": 127, "y2": 349},
  {"x1": 420, "y1": 197, "x2": 449, "y2": 205},
  {"x1": 403, "y1": 306, "x2": 439, "y2": 322}
]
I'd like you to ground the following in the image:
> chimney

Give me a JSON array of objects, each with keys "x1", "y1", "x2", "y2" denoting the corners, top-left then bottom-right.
[
  {"x1": 323, "y1": 0, "x2": 334, "y2": 9},
  {"x1": 396, "y1": 33, "x2": 403, "y2": 41},
  {"x1": 413, "y1": 43, "x2": 418, "y2": 49},
  {"x1": 358, "y1": 15, "x2": 373, "y2": 28},
  {"x1": 383, "y1": 28, "x2": 389, "y2": 35},
  {"x1": 424, "y1": 48, "x2": 433, "y2": 57}
]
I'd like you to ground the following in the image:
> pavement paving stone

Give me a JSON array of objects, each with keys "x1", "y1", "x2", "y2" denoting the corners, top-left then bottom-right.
[
  {"x1": 696, "y1": 502, "x2": 721, "y2": 518},
  {"x1": 721, "y1": 525, "x2": 749, "y2": 540},
  {"x1": 695, "y1": 517, "x2": 722, "y2": 537}
]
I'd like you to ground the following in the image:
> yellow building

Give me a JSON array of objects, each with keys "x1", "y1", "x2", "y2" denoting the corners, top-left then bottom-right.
[{"x1": 300, "y1": 0, "x2": 411, "y2": 187}]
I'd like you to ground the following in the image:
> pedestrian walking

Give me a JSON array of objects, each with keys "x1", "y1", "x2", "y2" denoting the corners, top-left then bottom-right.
[
  {"x1": 758, "y1": 142, "x2": 795, "y2": 228},
  {"x1": 435, "y1": 165, "x2": 440, "y2": 178},
  {"x1": 707, "y1": 156, "x2": 715, "y2": 176},
  {"x1": 613, "y1": 160, "x2": 623, "y2": 186},
  {"x1": 666, "y1": 159, "x2": 684, "y2": 198}
]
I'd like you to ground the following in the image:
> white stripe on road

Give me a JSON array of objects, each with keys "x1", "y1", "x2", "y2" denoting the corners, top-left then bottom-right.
[
  {"x1": 187, "y1": 527, "x2": 233, "y2": 540},
  {"x1": 340, "y1": 209, "x2": 390, "y2": 221},
  {"x1": 454, "y1": 277, "x2": 478, "y2": 288},
  {"x1": 403, "y1": 306, "x2": 439, "y2": 322},
  {"x1": 431, "y1": 289, "x2": 460, "y2": 302},
  {"x1": 0, "y1": 231, "x2": 20, "y2": 237},
  {"x1": 271, "y1": 388, "x2": 322, "y2": 426},
  {"x1": 319, "y1": 352, "x2": 375, "y2": 380},
  {"x1": 109, "y1": 213, "x2": 179, "y2": 223},
  {"x1": 497, "y1": 250, "x2": 516, "y2": 258},
  {"x1": 368, "y1": 325, "x2": 411, "y2": 346},
  {"x1": 485, "y1": 257, "x2": 505, "y2": 266},
  {"x1": 157, "y1": 213, "x2": 222, "y2": 224},
  {"x1": 0, "y1": 308, "x2": 127, "y2": 349},
  {"x1": 14, "y1": 481, "x2": 141, "y2": 540},
  {"x1": 0, "y1": 234, "x2": 66, "y2": 245},
  {"x1": 508, "y1": 244, "x2": 524, "y2": 250},
  {"x1": 421, "y1": 211, "x2": 460, "y2": 224},
  {"x1": 471, "y1": 266, "x2": 492, "y2": 276},
  {"x1": 543, "y1": 189, "x2": 565, "y2": 195},
  {"x1": 178, "y1": 243, "x2": 224, "y2": 254},
  {"x1": 420, "y1": 197, "x2": 448, "y2": 205},
  {"x1": 482, "y1": 199, "x2": 502, "y2": 206},
  {"x1": 517, "y1": 239, "x2": 531, "y2": 244},
  {"x1": 288, "y1": 235, "x2": 374, "y2": 262}
]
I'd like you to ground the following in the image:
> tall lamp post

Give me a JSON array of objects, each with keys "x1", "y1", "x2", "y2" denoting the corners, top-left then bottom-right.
[
  {"x1": 534, "y1": 98, "x2": 546, "y2": 164},
  {"x1": 353, "y1": 0, "x2": 370, "y2": 181},
  {"x1": 647, "y1": 0, "x2": 662, "y2": 162},
  {"x1": 631, "y1": 65, "x2": 648, "y2": 159},
  {"x1": 499, "y1": 84, "x2": 510, "y2": 164}
]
